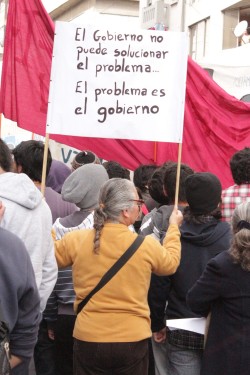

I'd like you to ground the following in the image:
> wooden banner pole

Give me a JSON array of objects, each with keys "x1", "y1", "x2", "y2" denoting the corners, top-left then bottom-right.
[
  {"x1": 41, "y1": 133, "x2": 50, "y2": 197},
  {"x1": 174, "y1": 142, "x2": 183, "y2": 208},
  {"x1": 0, "y1": 113, "x2": 2, "y2": 138}
]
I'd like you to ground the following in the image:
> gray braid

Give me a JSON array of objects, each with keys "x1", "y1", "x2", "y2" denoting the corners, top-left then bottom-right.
[
  {"x1": 93, "y1": 207, "x2": 108, "y2": 254},
  {"x1": 93, "y1": 178, "x2": 135, "y2": 253}
]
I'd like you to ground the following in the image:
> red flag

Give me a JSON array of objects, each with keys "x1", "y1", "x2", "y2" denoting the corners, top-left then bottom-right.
[
  {"x1": 0, "y1": 0, "x2": 54, "y2": 135},
  {"x1": 1, "y1": 0, "x2": 250, "y2": 188},
  {"x1": 0, "y1": 0, "x2": 155, "y2": 168},
  {"x1": 156, "y1": 57, "x2": 250, "y2": 187}
]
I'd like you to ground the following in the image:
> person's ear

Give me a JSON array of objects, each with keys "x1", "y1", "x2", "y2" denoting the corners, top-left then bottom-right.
[
  {"x1": 17, "y1": 164, "x2": 23, "y2": 173},
  {"x1": 122, "y1": 208, "x2": 130, "y2": 219},
  {"x1": 12, "y1": 160, "x2": 22, "y2": 173}
]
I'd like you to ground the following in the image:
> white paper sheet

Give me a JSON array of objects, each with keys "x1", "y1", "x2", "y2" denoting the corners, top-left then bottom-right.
[{"x1": 166, "y1": 318, "x2": 206, "y2": 335}]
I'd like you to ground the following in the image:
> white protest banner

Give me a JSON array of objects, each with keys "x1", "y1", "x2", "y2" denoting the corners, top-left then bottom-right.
[{"x1": 46, "y1": 22, "x2": 188, "y2": 143}]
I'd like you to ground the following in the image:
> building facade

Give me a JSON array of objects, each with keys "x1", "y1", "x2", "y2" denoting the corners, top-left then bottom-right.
[
  {"x1": 42, "y1": 0, "x2": 139, "y2": 26},
  {"x1": 139, "y1": 0, "x2": 250, "y2": 61},
  {"x1": 187, "y1": 0, "x2": 250, "y2": 61}
]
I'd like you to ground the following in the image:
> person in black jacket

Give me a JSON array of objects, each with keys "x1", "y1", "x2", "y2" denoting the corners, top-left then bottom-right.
[
  {"x1": 187, "y1": 202, "x2": 250, "y2": 375},
  {"x1": 149, "y1": 172, "x2": 231, "y2": 375}
]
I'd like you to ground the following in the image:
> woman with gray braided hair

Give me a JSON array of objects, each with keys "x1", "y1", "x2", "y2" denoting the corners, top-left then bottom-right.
[
  {"x1": 54, "y1": 178, "x2": 183, "y2": 375},
  {"x1": 187, "y1": 202, "x2": 250, "y2": 375}
]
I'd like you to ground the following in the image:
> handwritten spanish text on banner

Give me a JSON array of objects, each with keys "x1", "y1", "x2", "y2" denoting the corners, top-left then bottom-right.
[{"x1": 46, "y1": 21, "x2": 188, "y2": 143}]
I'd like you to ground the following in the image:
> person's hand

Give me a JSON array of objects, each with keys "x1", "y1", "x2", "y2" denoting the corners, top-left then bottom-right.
[
  {"x1": 10, "y1": 355, "x2": 22, "y2": 369},
  {"x1": 0, "y1": 201, "x2": 5, "y2": 223},
  {"x1": 152, "y1": 327, "x2": 167, "y2": 343},
  {"x1": 169, "y1": 206, "x2": 183, "y2": 227},
  {"x1": 48, "y1": 329, "x2": 55, "y2": 340}
]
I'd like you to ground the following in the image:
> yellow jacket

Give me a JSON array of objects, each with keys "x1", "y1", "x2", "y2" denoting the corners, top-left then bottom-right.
[{"x1": 55, "y1": 223, "x2": 181, "y2": 342}]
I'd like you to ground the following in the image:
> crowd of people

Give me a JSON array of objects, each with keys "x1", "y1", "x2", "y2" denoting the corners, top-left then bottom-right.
[{"x1": 0, "y1": 139, "x2": 249, "y2": 375}]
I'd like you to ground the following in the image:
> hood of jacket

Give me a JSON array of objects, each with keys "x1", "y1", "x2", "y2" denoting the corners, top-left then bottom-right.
[
  {"x1": 180, "y1": 218, "x2": 231, "y2": 247},
  {"x1": 150, "y1": 204, "x2": 175, "y2": 239},
  {"x1": 151, "y1": 205, "x2": 186, "y2": 239},
  {"x1": 0, "y1": 172, "x2": 43, "y2": 210},
  {"x1": 140, "y1": 204, "x2": 185, "y2": 241}
]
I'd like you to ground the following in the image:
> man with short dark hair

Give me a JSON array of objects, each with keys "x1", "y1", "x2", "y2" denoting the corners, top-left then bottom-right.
[
  {"x1": 0, "y1": 139, "x2": 57, "y2": 374},
  {"x1": 140, "y1": 162, "x2": 193, "y2": 240},
  {"x1": 12, "y1": 140, "x2": 77, "y2": 375},
  {"x1": 12, "y1": 140, "x2": 52, "y2": 181},
  {"x1": 12, "y1": 140, "x2": 76, "y2": 223},
  {"x1": 133, "y1": 164, "x2": 158, "y2": 202},
  {"x1": 0, "y1": 139, "x2": 13, "y2": 171},
  {"x1": 221, "y1": 147, "x2": 250, "y2": 222},
  {"x1": 0, "y1": 138, "x2": 57, "y2": 311},
  {"x1": 102, "y1": 160, "x2": 130, "y2": 179}
]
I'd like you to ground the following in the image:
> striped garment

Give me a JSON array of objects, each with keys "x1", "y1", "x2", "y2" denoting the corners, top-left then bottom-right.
[{"x1": 43, "y1": 212, "x2": 94, "y2": 323}]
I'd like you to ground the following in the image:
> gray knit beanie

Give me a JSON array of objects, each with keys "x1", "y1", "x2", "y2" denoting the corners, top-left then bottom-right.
[{"x1": 62, "y1": 164, "x2": 109, "y2": 209}]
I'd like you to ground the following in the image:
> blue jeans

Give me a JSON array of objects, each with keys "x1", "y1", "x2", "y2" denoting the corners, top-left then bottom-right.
[
  {"x1": 151, "y1": 339, "x2": 168, "y2": 375},
  {"x1": 73, "y1": 338, "x2": 149, "y2": 375},
  {"x1": 166, "y1": 342, "x2": 202, "y2": 375}
]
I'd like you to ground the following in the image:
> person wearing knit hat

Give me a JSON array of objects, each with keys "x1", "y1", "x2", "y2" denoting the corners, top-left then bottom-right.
[
  {"x1": 52, "y1": 162, "x2": 108, "y2": 236},
  {"x1": 62, "y1": 163, "x2": 108, "y2": 211},
  {"x1": 149, "y1": 171, "x2": 231, "y2": 375},
  {"x1": 185, "y1": 172, "x2": 222, "y2": 215},
  {"x1": 71, "y1": 150, "x2": 100, "y2": 171},
  {"x1": 44, "y1": 164, "x2": 108, "y2": 375}
]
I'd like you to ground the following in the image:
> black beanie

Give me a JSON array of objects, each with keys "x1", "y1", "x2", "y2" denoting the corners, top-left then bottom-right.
[
  {"x1": 71, "y1": 150, "x2": 100, "y2": 170},
  {"x1": 185, "y1": 172, "x2": 222, "y2": 215}
]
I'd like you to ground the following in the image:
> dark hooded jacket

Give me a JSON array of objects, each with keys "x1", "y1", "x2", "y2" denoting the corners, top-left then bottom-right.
[
  {"x1": 147, "y1": 212, "x2": 231, "y2": 332},
  {"x1": 167, "y1": 219, "x2": 231, "y2": 320}
]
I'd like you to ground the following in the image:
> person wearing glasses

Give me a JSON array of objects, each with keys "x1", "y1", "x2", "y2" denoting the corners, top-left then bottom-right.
[{"x1": 54, "y1": 178, "x2": 183, "y2": 375}]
